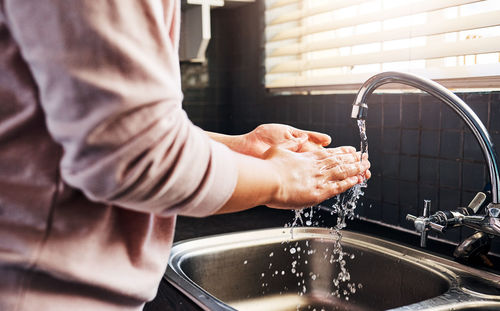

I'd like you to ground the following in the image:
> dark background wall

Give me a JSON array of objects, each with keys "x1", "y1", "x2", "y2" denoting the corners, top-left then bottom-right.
[{"x1": 180, "y1": 1, "x2": 500, "y2": 252}]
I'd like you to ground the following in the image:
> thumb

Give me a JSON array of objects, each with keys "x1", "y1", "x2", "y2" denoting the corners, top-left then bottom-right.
[
  {"x1": 294, "y1": 132, "x2": 308, "y2": 144},
  {"x1": 278, "y1": 134, "x2": 306, "y2": 152},
  {"x1": 307, "y1": 131, "x2": 331, "y2": 146}
]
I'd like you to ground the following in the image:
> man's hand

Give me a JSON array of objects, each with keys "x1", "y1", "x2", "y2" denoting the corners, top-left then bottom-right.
[
  {"x1": 242, "y1": 124, "x2": 331, "y2": 157},
  {"x1": 207, "y1": 124, "x2": 331, "y2": 158},
  {"x1": 217, "y1": 146, "x2": 371, "y2": 214}
]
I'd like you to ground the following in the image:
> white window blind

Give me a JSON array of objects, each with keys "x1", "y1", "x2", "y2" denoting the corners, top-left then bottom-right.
[{"x1": 265, "y1": 0, "x2": 500, "y2": 91}]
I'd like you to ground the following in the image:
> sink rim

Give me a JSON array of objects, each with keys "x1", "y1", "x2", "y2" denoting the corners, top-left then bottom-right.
[{"x1": 165, "y1": 227, "x2": 500, "y2": 311}]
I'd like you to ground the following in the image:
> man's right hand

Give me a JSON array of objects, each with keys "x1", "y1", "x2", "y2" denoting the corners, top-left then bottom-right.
[
  {"x1": 216, "y1": 146, "x2": 370, "y2": 214},
  {"x1": 264, "y1": 146, "x2": 370, "y2": 209}
]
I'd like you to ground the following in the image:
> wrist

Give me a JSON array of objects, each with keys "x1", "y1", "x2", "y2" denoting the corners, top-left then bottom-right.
[
  {"x1": 216, "y1": 152, "x2": 280, "y2": 213},
  {"x1": 206, "y1": 131, "x2": 246, "y2": 154}
]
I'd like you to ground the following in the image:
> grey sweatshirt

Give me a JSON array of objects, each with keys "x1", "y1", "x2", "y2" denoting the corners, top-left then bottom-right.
[{"x1": 0, "y1": 0, "x2": 237, "y2": 310}]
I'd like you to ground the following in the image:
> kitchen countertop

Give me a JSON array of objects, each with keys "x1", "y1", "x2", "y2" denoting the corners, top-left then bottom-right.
[{"x1": 143, "y1": 206, "x2": 500, "y2": 311}]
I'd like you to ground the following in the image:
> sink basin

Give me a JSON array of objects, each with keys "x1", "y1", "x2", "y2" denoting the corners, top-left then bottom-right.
[{"x1": 165, "y1": 227, "x2": 500, "y2": 310}]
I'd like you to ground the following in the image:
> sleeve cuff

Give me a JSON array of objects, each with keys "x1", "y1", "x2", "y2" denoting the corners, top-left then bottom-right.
[{"x1": 176, "y1": 138, "x2": 238, "y2": 217}]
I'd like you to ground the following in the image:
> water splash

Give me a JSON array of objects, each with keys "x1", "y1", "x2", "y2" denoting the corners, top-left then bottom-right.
[
  {"x1": 323, "y1": 118, "x2": 368, "y2": 299},
  {"x1": 259, "y1": 120, "x2": 369, "y2": 308}
]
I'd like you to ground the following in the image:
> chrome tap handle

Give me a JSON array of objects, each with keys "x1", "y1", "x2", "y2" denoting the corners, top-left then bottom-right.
[
  {"x1": 406, "y1": 200, "x2": 444, "y2": 247},
  {"x1": 467, "y1": 192, "x2": 487, "y2": 214},
  {"x1": 428, "y1": 222, "x2": 445, "y2": 233},
  {"x1": 461, "y1": 215, "x2": 486, "y2": 226},
  {"x1": 418, "y1": 200, "x2": 430, "y2": 247},
  {"x1": 423, "y1": 200, "x2": 431, "y2": 217},
  {"x1": 406, "y1": 214, "x2": 417, "y2": 222}
]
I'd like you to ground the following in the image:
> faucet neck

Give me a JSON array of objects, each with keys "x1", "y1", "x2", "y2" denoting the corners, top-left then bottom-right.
[{"x1": 352, "y1": 71, "x2": 500, "y2": 204}]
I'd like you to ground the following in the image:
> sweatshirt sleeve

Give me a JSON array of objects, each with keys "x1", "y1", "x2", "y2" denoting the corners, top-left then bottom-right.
[{"x1": 4, "y1": 0, "x2": 238, "y2": 217}]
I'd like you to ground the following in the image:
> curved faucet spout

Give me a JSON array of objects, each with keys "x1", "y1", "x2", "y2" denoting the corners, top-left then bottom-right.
[{"x1": 351, "y1": 71, "x2": 500, "y2": 205}]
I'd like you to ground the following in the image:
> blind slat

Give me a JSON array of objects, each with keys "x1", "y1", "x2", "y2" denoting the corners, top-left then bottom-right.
[
  {"x1": 268, "y1": 64, "x2": 500, "y2": 88},
  {"x1": 267, "y1": 0, "x2": 299, "y2": 10},
  {"x1": 269, "y1": 0, "x2": 367, "y2": 25},
  {"x1": 269, "y1": 10, "x2": 500, "y2": 57},
  {"x1": 269, "y1": 36, "x2": 500, "y2": 74},
  {"x1": 269, "y1": 0, "x2": 481, "y2": 42}
]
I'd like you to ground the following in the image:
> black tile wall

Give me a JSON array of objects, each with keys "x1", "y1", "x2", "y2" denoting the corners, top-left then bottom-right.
[
  {"x1": 420, "y1": 95, "x2": 441, "y2": 129},
  {"x1": 366, "y1": 95, "x2": 383, "y2": 128},
  {"x1": 420, "y1": 157, "x2": 439, "y2": 185},
  {"x1": 383, "y1": 95, "x2": 401, "y2": 127},
  {"x1": 464, "y1": 131, "x2": 485, "y2": 161},
  {"x1": 420, "y1": 130, "x2": 439, "y2": 157},
  {"x1": 364, "y1": 176, "x2": 382, "y2": 202},
  {"x1": 441, "y1": 104, "x2": 463, "y2": 130},
  {"x1": 462, "y1": 162, "x2": 486, "y2": 191},
  {"x1": 439, "y1": 160, "x2": 460, "y2": 188},
  {"x1": 382, "y1": 154, "x2": 399, "y2": 178},
  {"x1": 399, "y1": 156, "x2": 418, "y2": 182},
  {"x1": 465, "y1": 93, "x2": 490, "y2": 126},
  {"x1": 399, "y1": 181, "x2": 418, "y2": 208},
  {"x1": 183, "y1": 1, "x2": 500, "y2": 255},
  {"x1": 382, "y1": 203, "x2": 400, "y2": 226},
  {"x1": 382, "y1": 128, "x2": 401, "y2": 153},
  {"x1": 491, "y1": 93, "x2": 500, "y2": 133},
  {"x1": 440, "y1": 130, "x2": 462, "y2": 159},
  {"x1": 401, "y1": 129, "x2": 419, "y2": 155},
  {"x1": 401, "y1": 96, "x2": 419, "y2": 128}
]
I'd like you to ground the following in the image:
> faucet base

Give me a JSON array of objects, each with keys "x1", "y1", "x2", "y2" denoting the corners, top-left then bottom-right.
[{"x1": 454, "y1": 231, "x2": 493, "y2": 267}]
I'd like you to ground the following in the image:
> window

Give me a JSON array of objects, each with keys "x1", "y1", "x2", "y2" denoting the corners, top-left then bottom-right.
[{"x1": 265, "y1": 0, "x2": 500, "y2": 91}]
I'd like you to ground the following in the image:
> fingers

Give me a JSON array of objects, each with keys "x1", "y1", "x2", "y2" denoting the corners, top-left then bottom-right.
[
  {"x1": 277, "y1": 135, "x2": 307, "y2": 152},
  {"x1": 305, "y1": 130, "x2": 331, "y2": 146},
  {"x1": 323, "y1": 167, "x2": 370, "y2": 199},
  {"x1": 326, "y1": 176, "x2": 360, "y2": 198},
  {"x1": 326, "y1": 146, "x2": 357, "y2": 155},
  {"x1": 328, "y1": 160, "x2": 370, "y2": 180},
  {"x1": 311, "y1": 146, "x2": 358, "y2": 160},
  {"x1": 290, "y1": 126, "x2": 331, "y2": 147}
]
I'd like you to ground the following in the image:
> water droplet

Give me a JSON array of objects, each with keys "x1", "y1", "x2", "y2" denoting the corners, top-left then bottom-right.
[
  {"x1": 290, "y1": 248, "x2": 296, "y2": 254},
  {"x1": 269, "y1": 252, "x2": 274, "y2": 257},
  {"x1": 243, "y1": 260, "x2": 248, "y2": 265}
]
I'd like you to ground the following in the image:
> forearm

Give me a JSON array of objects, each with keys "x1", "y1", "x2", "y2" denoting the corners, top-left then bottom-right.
[
  {"x1": 215, "y1": 153, "x2": 278, "y2": 214},
  {"x1": 206, "y1": 131, "x2": 247, "y2": 154}
]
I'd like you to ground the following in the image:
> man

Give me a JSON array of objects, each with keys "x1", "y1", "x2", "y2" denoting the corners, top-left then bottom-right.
[{"x1": 0, "y1": 1, "x2": 370, "y2": 310}]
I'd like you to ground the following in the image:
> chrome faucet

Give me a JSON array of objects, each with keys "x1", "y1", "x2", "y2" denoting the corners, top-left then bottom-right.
[{"x1": 350, "y1": 71, "x2": 500, "y2": 252}]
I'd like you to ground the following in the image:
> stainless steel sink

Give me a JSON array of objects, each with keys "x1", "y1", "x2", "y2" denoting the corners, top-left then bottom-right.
[{"x1": 165, "y1": 227, "x2": 500, "y2": 310}]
